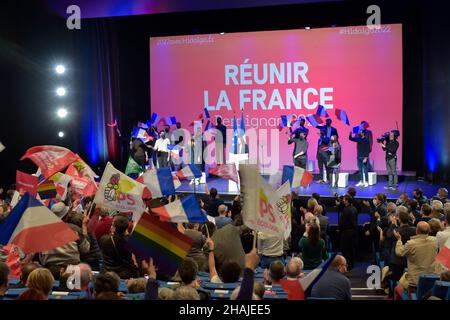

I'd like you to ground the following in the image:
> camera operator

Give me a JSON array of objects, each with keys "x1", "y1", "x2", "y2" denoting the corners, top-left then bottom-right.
[{"x1": 379, "y1": 131, "x2": 400, "y2": 190}]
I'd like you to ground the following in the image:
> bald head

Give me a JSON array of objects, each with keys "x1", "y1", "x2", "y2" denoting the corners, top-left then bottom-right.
[
  {"x1": 286, "y1": 257, "x2": 303, "y2": 278},
  {"x1": 218, "y1": 204, "x2": 228, "y2": 216},
  {"x1": 416, "y1": 221, "x2": 430, "y2": 235}
]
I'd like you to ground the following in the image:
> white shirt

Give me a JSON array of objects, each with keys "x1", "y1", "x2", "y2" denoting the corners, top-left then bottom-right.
[
  {"x1": 257, "y1": 232, "x2": 284, "y2": 257},
  {"x1": 436, "y1": 227, "x2": 450, "y2": 250},
  {"x1": 154, "y1": 138, "x2": 170, "y2": 152}
]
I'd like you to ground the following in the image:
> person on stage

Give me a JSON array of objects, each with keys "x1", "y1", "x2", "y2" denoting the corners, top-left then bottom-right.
[
  {"x1": 349, "y1": 129, "x2": 371, "y2": 187},
  {"x1": 130, "y1": 137, "x2": 148, "y2": 170},
  {"x1": 293, "y1": 117, "x2": 309, "y2": 139},
  {"x1": 326, "y1": 135, "x2": 341, "y2": 188},
  {"x1": 148, "y1": 126, "x2": 158, "y2": 167},
  {"x1": 380, "y1": 131, "x2": 400, "y2": 190},
  {"x1": 316, "y1": 129, "x2": 330, "y2": 183},
  {"x1": 316, "y1": 118, "x2": 338, "y2": 139},
  {"x1": 287, "y1": 129, "x2": 308, "y2": 169},
  {"x1": 154, "y1": 130, "x2": 170, "y2": 168},
  {"x1": 214, "y1": 117, "x2": 227, "y2": 165},
  {"x1": 171, "y1": 122, "x2": 186, "y2": 170}
]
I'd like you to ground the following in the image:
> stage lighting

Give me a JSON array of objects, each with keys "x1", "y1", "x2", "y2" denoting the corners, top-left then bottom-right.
[
  {"x1": 57, "y1": 108, "x2": 68, "y2": 118},
  {"x1": 220, "y1": 32, "x2": 225, "y2": 35},
  {"x1": 55, "y1": 65, "x2": 65, "y2": 74},
  {"x1": 56, "y1": 87, "x2": 66, "y2": 96},
  {"x1": 305, "y1": 27, "x2": 311, "y2": 30},
  {"x1": 58, "y1": 131, "x2": 65, "y2": 138}
]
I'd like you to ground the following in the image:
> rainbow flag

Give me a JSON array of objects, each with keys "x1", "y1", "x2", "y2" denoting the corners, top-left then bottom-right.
[
  {"x1": 126, "y1": 213, "x2": 193, "y2": 276},
  {"x1": 37, "y1": 180, "x2": 57, "y2": 200}
]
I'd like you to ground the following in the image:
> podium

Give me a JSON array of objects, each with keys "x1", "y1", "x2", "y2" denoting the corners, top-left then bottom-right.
[{"x1": 227, "y1": 153, "x2": 249, "y2": 192}]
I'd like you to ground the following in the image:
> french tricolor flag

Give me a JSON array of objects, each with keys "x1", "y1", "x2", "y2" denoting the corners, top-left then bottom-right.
[
  {"x1": 335, "y1": 109, "x2": 350, "y2": 126},
  {"x1": 137, "y1": 121, "x2": 149, "y2": 129},
  {"x1": 132, "y1": 127, "x2": 154, "y2": 143},
  {"x1": 204, "y1": 108, "x2": 211, "y2": 119},
  {"x1": 176, "y1": 165, "x2": 203, "y2": 180},
  {"x1": 137, "y1": 168, "x2": 176, "y2": 198},
  {"x1": 151, "y1": 195, "x2": 207, "y2": 223},
  {"x1": 316, "y1": 105, "x2": 329, "y2": 118},
  {"x1": 306, "y1": 114, "x2": 324, "y2": 127},
  {"x1": 163, "y1": 116, "x2": 177, "y2": 126},
  {"x1": 282, "y1": 165, "x2": 314, "y2": 188},
  {"x1": 0, "y1": 193, "x2": 79, "y2": 253},
  {"x1": 280, "y1": 115, "x2": 293, "y2": 127},
  {"x1": 150, "y1": 112, "x2": 160, "y2": 125}
]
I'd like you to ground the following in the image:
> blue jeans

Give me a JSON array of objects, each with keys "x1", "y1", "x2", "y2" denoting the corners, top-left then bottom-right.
[
  {"x1": 357, "y1": 156, "x2": 369, "y2": 182},
  {"x1": 260, "y1": 255, "x2": 284, "y2": 269}
]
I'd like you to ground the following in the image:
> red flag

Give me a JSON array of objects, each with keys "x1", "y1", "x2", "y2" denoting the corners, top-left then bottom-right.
[
  {"x1": 70, "y1": 177, "x2": 97, "y2": 199},
  {"x1": 208, "y1": 164, "x2": 239, "y2": 183},
  {"x1": 3, "y1": 245, "x2": 21, "y2": 279},
  {"x1": 16, "y1": 171, "x2": 38, "y2": 196},
  {"x1": 20, "y1": 146, "x2": 78, "y2": 179}
]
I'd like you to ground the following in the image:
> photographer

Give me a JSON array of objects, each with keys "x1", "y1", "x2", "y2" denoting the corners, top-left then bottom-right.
[{"x1": 379, "y1": 131, "x2": 400, "y2": 190}]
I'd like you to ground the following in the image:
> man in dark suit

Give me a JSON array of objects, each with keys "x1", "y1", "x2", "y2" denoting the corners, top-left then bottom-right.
[{"x1": 316, "y1": 118, "x2": 338, "y2": 139}]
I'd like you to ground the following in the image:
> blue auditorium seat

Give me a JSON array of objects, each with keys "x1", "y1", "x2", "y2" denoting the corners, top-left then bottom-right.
[
  {"x1": 201, "y1": 282, "x2": 240, "y2": 290},
  {"x1": 431, "y1": 281, "x2": 450, "y2": 300},
  {"x1": 412, "y1": 274, "x2": 440, "y2": 300},
  {"x1": 125, "y1": 293, "x2": 145, "y2": 300},
  {"x1": 4, "y1": 288, "x2": 27, "y2": 298},
  {"x1": 119, "y1": 280, "x2": 128, "y2": 293},
  {"x1": 446, "y1": 287, "x2": 450, "y2": 300},
  {"x1": 264, "y1": 293, "x2": 288, "y2": 300},
  {"x1": 8, "y1": 279, "x2": 20, "y2": 286}
]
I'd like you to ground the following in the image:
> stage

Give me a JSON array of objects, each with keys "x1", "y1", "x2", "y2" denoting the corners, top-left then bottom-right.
[{"x1": 176, "y1": 172, "x2": 445, "y2": 202}]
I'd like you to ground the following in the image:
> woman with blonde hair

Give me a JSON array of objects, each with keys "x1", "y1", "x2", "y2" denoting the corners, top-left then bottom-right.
[{"x1": 26, "y1": 268, "x2": 55, "y2": 299}]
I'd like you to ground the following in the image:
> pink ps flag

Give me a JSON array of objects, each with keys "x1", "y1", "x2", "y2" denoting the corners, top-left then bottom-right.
[
  {"x1": 0, "y1": 193, "x2": 78, "y2": 253},
  {"x1": 436, "y1": 237, "x2": 450, "y2": 270},
  {"x1": 21, "y1": 145, "x2": 78, "y2": 179}
]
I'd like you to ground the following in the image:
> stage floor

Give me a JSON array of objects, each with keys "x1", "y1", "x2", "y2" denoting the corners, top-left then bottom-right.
[{"x1": 176, "y1": 176, "x2": 447, "y2": 201}]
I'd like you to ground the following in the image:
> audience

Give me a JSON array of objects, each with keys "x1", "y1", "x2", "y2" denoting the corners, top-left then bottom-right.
[
  {"x1": 207, "y1": 187, "x2": 224, "y2": 217},
  {"x1": 99, "y1": 215, "x2": 138, "y2": 279},
  {"x1": 339, "y1": 195, "x2": 358, "y2": 270},
  {"x1": 94, "y1": 271, "x2": 123, "y2": 300},
  {"x1": 311, "y1": 255, "x2": 352, "y2": 300},
  {"x1": 215, "y1": 204, "x2": 233, "y2": 229},
  {"x1": 413, "y1": 188, "x2": 428, "y2": 207},
  {"x1": 436, "y1": 206, "x2": 450, "y2": 250},
  {"x1": 279, "y1": 257, "x2": 305, "y2": 300},
  {"x1": 430, "y1": 200, "x2": 445, "y2": 220},
  {"x1": 299, "y1": 223, "x2": 328, "y2": 270},
  {"x1": 25, "y1": 268, "x2": 55, "y2": 299},
  {"x1": 9, "y1": 262, "x2": 39, "y2": 288},
  {"x1": 313, "y1": 205, "x2": 328, "y2": 241},
  {"x1": 257, "y1": 232, "x2": 284, "y2": 269},
  {"x1": 0, "y1": 262, "x2": 9, "y2": 300},
  {"x1": 394, "y1": 221, "x2": 438, "y2": 297},
  {"x1": 433, "y1": 188, "x2": 449, "y2": 206}
]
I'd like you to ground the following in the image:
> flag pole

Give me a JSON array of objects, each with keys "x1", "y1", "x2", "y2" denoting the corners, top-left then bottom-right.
[{"x1": 252, "y1": 230, "x2": 257, "y2": 249}]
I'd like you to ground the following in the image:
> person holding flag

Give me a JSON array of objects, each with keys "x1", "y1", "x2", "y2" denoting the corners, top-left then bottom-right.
[
  {"x1": 214, "y1": 117, "x2": 227, "y2": 165},
  {"x1": 154, "y1": 130, "x2": 171, "y2": 168},
  {"x1": 286, "y1": 129, "x2": 308, "y2": 169}
]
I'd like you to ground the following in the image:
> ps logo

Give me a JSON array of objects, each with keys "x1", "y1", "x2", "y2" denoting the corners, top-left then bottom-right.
[
  {"x1": 366, "y1": 265, "x2": 381, "y2": 289},
  {"x1": 66, "y1": 5, "x2": 81, "y2": 30},
  {"x1": 366, "y1": 5, "x2": 381, "y2": 30}
]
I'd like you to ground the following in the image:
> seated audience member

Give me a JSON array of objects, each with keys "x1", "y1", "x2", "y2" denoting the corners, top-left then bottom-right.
[
  {"x1": 436, "y1": 206, "x2": 450, "y2": 250},
  {"x1": 311, "y1": 255, "x2": 352, "y2": 300},
  {"x1": 412, "y1": 188, "x2": 428, "y2": 207},
  {"x1": 9, "y1": 262, "x2": 39, "y2": 288},
  {"x1": 173, "y1": 286, "x2": 200, "y2": 300},
  {"x1": 17, "y1": 287, "x2": 46, "y2": 300},
  {"x1": 0, "y1": 262, "x2": 9, "y2": 300},
  {"x1": 215, "y1": 204, "x2": 233, "y2": 229},
  {"x1": 207, "y1": 188, "x2": 224, "y2": 217},
  {"x1": 408, "y1": 199, "x2": 421, "y2": 221},
  {"x1": 389, "y1": 207, "x2": 416, "y2": 285},
  {"x1": 26, "y1": 268, "x2": 55, "y2": 300},
  {"x1": 212, "y1": 219, "x2": 248, "y2": 271},
  {"x1": 396, "y1": 192, "x2": 409, "y2": 207},
  {"x1": 394, "y1": 221, "x2": 438, "y2": 296},
  {"x1": 314, "y1": 205, "x2": 329, "y2": 241},
  {"x1": 99, "y1": 215, "x2": 138, "y2": 279},
  {"x1": 280, "y1": 257, "x2": 305, "y2": 300},
  {"x1": 179, "y1": 223, "x2": 207, "y2": 272},
  {"x1": 127, "y1": 278, "x2": 147, "y2": 293},
  {"x1": 432, "y1": 188, "x2": 449, "y2": 206},
  {"x1": 258, "y1": 231, "x2": 284, "y2": 269},
  {"x1": 299, "y1": 223, "x2": 328, "y2": 270},
  {"x1": 40, "y1": 203, "x2": 90, "y2": 279},
  {"x1": 428, "y1": 218, "x2": 443, "y2": 236},
  {"x1": 414, "y1": 203, "x2": 432, "y2": 225},
  {"x1": 94, "y1": 271, "x2": 123, "y2": 300},
  {"x1": 430, "y1": 200, "x2": 445, "y2": 220}
]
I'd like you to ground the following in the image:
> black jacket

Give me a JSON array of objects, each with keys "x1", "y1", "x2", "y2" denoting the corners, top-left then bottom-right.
[
  {"x1": 339, "y1": 205, "x2": 358, "y2": 233},
  {"x1": 99, "y1": 234, "x2": 138, "y2": 279},
  {"x1": 349, "y1": 133, "x2": 371, "y2": 158}
]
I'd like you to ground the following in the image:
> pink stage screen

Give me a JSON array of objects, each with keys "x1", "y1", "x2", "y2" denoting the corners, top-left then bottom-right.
[{"x1": 150, "y1": 24, "x2": 403, "y2": 171}]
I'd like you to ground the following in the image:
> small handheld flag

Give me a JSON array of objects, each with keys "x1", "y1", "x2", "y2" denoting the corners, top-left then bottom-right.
[
  {"x1": 316, "y1": 105, "x2": 329, "y2": 118},
  {"x1": 176, "y1": 165, "x2": 203, "y2": 180},
  {"x1": 151, "y1": 195, "x2": 207, "y2": 223},
  {"x1": 335, "y1": 109, "x2": 350, "y2": 126},
  {"x1": 282, "y1": 165, "x2": 314, "y2": 188},
  {"x1": 306, "y1": 114, "x2": 323, "y2": 127}
]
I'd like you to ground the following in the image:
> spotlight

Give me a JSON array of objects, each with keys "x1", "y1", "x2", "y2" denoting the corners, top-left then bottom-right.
[
  {"x1": 305, "y1": 27, "x2": 311, "y2": 30},
  {"x1": 55, "y1": 65, "x2": 65, "y2": 74},
  {"x1": 57, "y1": 108, "x2": 68, "y2": 118},
  {"x1": 219, "y1": 32, "x2": 225, "y2": 35},
  {"x1": 56, "y1": 87, "x2": 66, "y2": 96},
  {"x1": 58, "y1": 131, "x2": 65, "y2": 138}
]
